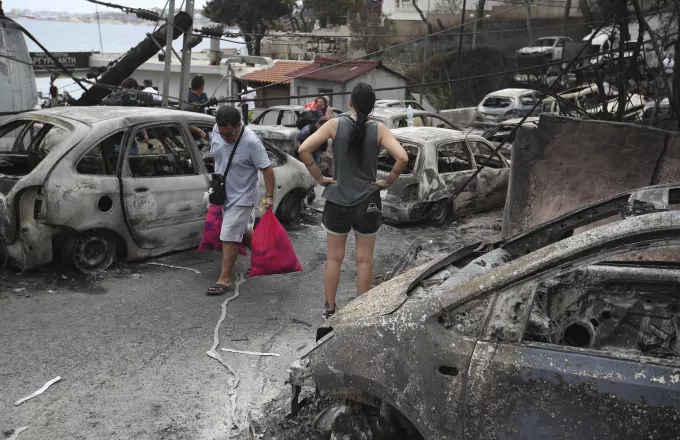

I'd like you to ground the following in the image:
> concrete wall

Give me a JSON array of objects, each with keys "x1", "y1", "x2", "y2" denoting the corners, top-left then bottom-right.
[
  {"x1": 502, "y1": 114, "x2": 680, "y2": 238},
  {"x1": 439, "y1": 107, "x2": 476, "y2": 127}
]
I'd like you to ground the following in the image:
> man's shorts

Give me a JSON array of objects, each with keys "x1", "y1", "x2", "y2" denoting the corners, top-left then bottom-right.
[
  {"x1": 220, "y1": 205, "x2": 255, "y2": 242},
  {"x1": 322, "y1": 191, "x2": 382, "y2": 237}
]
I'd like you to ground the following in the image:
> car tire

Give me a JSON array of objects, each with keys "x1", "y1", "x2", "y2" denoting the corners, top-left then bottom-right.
[
  {"x1": 429, "y1": 200, "x2": 453, "y2": 225},
  {"x1": 276, "y1": 192, "x2": 305, "y2": 226},
  {"x1": 62, "y1": 230, "x2": 117, "y2": 274}
]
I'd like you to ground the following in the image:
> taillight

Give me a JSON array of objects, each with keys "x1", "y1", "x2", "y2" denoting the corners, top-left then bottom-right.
[{"x1": 400, "y1": 184, "x2": 419, "y2": 202}]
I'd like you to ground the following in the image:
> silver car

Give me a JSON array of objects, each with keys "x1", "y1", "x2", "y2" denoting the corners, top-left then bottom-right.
[
  {"x1": 0, "y1": 107, "x2": 315, "y2": 273},
  {"x1": 475, "y1": 88, "x2": 543, "y2": 127}
]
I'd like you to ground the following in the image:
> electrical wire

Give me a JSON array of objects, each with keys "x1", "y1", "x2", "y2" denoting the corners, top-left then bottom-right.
[
  {"x1": 0, "y1": 51, "x2": 192, "y2": 106},
  {"x1": 217, "y1": 11, "x2": 672, "y2": 39},
  {"x1": 442, "y1": 5, "x2": 623, "y2": 210},
  {"x1": 3, "y1": 16, "x2": 89, "y2": 93},
  {"x1": 244, "y1": 2, "x2": 533, "y2": 97},
  {"x1": 213, "y1": 47, "x2": 624, "y2": 104}
]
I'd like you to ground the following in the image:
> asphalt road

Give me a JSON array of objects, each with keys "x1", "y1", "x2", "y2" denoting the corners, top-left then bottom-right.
[{"x1": 0, "y1": 208, "x2": 502, "y2": 440}]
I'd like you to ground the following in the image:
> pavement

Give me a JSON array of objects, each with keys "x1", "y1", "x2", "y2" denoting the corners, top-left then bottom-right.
[{"x1": 0, "y1": 205, "x2": 502, "y2": 440}]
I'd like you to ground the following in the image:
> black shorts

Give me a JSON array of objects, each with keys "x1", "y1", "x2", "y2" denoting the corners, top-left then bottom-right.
[{"x1": 322, "y1": 191, "x2": 382, "y2": 236}]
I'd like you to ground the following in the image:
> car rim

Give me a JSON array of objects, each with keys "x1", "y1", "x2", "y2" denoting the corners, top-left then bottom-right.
[
  {"x1": 431, "y1": 203, "x2": 447, "y2": 222},
  {"x1": 74, "y1": 234, "x2": 113, "y2": 271}
]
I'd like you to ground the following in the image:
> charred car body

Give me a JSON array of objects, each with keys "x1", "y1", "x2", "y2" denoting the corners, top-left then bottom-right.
[
  {"x1": 475, "y1": 88, "x2": 544, "y2": 127},
  {"x1": 252, "y1": 105, "x2": 343, "y2": 127},
  {"x1": 290, "y1": 184, "x2": 680, "y2": 439},
  {"x1": 0, "y1": 108, "x2": 315, "y2": 273},
  {"x1": 378, "y1": 127, "x2": 509, "y2": 224},
  {"x1": 342, "y1": 108, "x2": 463, "y2": 131}
]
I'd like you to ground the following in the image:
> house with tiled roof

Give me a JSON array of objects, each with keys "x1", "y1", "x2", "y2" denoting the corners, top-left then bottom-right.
[
  {"x1": 286, "y1": 59, "x2": 410, "y2": 112},
  {"x1": 241, "y1": 60, "x2": 313, "y2": 107}
]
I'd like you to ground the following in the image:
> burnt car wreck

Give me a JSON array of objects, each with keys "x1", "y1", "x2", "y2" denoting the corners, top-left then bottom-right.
[
  {"x1": 289, "y1": 184, "x2": 680, "y2": 439},
  {"x1": 378, "y1": 127, "x2": 509, "y2": 224},
  {"x1": 0, "y1": 108, "x2": 315, "y2": 273}
]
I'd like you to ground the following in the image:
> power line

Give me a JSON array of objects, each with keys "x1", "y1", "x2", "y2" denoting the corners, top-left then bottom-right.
[
  {"x1": 214, "y1": 47, "x2": 625, "y2": 104},
  {"x1": 4, "y1": 16, "x2": 89, "y2": 93},
  {"x1": 0, "y1": 51, "x2": 193, "y2": 107},
  {"x1": 442, "y1": 5, "x2": 623, "y2": 212},
  {"x1": 246, "y1": 2, "x2": 533, "y2": 97}
]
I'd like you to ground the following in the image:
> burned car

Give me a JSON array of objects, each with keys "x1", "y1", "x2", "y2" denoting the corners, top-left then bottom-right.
[
  {"x1": 290, "y1": 184, "x2": 680, "y2": 439},
  {"x1": 475, "y1": 88, "x2": 543, "y2": 127},
  {"x1": 342, "y1": 108, "x2": 463, "y2": 131},
  {"x1": 482, "y1": 116, "x2": 539, "y2": 159},
  {"x1": 378, "y1": 127, "x2": 509, "y2": 224},
  {"x1": 251, "y1": 105, "x2": 343, "y2": 127},
  {"x1": 0, "y1": 107, "x2": 315, "y2": 273}
]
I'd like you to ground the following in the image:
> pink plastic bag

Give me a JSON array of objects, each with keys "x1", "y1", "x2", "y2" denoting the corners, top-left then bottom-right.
[
  {"x1": 198, "y1": 204, "x2": 247, "y2": 256},
  {"x1": 249, "y1": 210, "x2": 302, "y2": 277}
]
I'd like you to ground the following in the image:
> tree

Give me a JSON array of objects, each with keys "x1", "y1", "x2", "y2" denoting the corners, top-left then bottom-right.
[
  {"x1": 350, "y1": 11, "x2": 397, "y2": 54},
  {"x1": 435, "y1": 0, "x2": 460, "y2": 14},
  {"x1": 203, "y1": 0, "x2": 290, "y2": 55}
]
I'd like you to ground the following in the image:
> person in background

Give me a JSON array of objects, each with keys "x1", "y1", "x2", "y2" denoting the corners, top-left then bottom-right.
[
  {"x1": 298, "y1": 82, "x2": 408, "y2": 320},
  {"x1": 205, "y1": 106, "x2": 276, "y2": 295},
  {"x1": 296, "y1": 116, "x2": 329, "y2": 164},
  {"x1": 305, "y1": 96, "x2": 334, "y2": 119},
  {"x1": 241, "y1": 80, "x2": 257, "y2": 122},
  {"x1": 142, "y1": 79, "x2": 161, "y2": 101},
  {"x1": 188, "y1": 74, "x2": 208, "y2": 104},
  {"x1": 323, "y1": 95, "x2": 334, "y2": 118},
  {"x1": 102, "y1": 77, "x2": 154, "y2": 108}
]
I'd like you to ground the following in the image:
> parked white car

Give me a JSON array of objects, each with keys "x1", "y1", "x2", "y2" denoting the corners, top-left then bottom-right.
[{"x1": 516, "y1": 36, "x2": 572, "y2": 61}]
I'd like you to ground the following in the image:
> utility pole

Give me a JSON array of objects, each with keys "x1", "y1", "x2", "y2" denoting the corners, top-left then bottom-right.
[
  {"x1": 526, "y1": 0, "x2": 533, "y2": 44},
  {"x1": 178, "y1": 0, "x2": 194, "y2": 110},
  {"x1": 454, "y1": 0, "x2": 468, "y2": 107},
  {"x1": 162, "y1": 0, "x2": 175, "y2": 107},
  {"x1": 471, "y1": 14, "x2": 477, "y2": 49}
]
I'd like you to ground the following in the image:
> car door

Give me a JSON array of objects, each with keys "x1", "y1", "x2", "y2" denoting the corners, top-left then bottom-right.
[
  {"x1": 466, "y1": 139, "x2": 509, "y2": 212},
  {"x1": 119, "y1": 122, "x2": 209, "y2": 249},
  {"x1": 464, "y1": 259, "x2": 680, "y2": 439},
  {"x1": 434, "y1": 141, "x2": 477, "y2": 214}
]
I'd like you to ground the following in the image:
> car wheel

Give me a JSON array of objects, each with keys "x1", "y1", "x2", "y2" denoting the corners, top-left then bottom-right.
[
  {"x1": 276, "y1": 192, "x2": 305, "y2": 226},
  {"x1": 306, "y1": 187, "x2": 316, "y2": 205},
  {"x1": 62, "y1": 230, "x2": 117, "y2": 274},
  {"x1": 429, "y1": 200, "x2": 452, "y2": 225},
  {"x1": 316, "y1": 393, "x2": 424, "y2": 440}
]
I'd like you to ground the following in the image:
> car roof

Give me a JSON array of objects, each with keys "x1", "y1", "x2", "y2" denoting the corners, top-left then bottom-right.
[
  {"x1": 370, "y1": 108, "x2": 435, "y2": 117},
  {"x1": 26, "y1": 107, "x2": 215, "y2": 126},
  {"x1": 499, "y1": 117, "x2": 540, "y2": 126},
  {"x1": 249, "y1": 125, "x2": 298, "y2": 136},
  {"x1": 262, "y1": 105, "x2": 303, "y2": 111},
  {"x1": 484, "y1": 88, "x2": 537, "y2": 98},
  {"x1": 391, "y1": 127, "x2": 475, "y2": 143}
]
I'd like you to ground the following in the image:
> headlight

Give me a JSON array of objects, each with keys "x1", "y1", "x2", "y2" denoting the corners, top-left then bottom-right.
[{"x1": 401, "y1": 184, "x2": 419, "y2": 202}]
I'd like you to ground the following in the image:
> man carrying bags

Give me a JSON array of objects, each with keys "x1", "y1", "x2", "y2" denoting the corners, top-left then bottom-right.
[{"x1": 205, "y1": 106, "x2": 275, "y2": 295}]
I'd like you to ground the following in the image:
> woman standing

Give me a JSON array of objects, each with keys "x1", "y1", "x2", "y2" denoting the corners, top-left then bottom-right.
[{"x1": 299, "y1": 83, "x2": 408, "y2": 320}]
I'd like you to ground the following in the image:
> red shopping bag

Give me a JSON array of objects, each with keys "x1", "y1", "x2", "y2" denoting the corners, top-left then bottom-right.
[
  {"x1": 249, "y1": 209, "x2": 302, "y2": 277},
  {"x1": 198, "y1": 204, "x2": 247, "y2": 255}
]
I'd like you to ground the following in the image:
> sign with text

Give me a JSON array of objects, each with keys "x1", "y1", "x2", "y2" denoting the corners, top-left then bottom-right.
[{"x1": 29, "y1": 52, "x2": 95, "y2": 71}]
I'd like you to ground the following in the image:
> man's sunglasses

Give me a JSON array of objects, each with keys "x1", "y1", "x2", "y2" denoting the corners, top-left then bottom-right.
[{"x1": 217, "y1": 123, "x2": 242, "y2": 138}]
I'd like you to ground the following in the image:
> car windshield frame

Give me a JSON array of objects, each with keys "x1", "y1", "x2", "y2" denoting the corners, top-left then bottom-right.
[{"x1": 482, "y1": 97, "x2": 514, "y2": 109}]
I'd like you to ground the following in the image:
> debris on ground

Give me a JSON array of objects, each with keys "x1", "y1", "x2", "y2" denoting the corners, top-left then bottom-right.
[
  {"x1": 14, "y1": 376, "x2": 62, "y2": 406},
  {"x1": 220, "y1": 348, "x2": 281, "y2": 357},
  {"x1": 5, "y1": 426, "x2": 28, "y2": 440}
]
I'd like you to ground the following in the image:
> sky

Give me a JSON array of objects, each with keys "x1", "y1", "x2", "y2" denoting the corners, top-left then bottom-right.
[{"x1": 3, "y1": 0, "x2": 208, "y2": 13}]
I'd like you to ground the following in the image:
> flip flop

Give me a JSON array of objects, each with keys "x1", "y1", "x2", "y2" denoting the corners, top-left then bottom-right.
[{"x1": 205, "y1": 284, "x2": 233, "y2": 295}]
